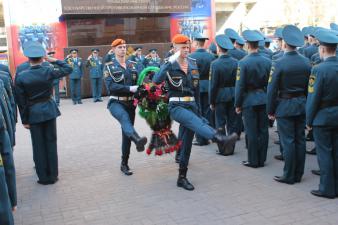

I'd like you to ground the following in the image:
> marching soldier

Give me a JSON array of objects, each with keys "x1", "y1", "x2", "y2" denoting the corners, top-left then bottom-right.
[
  {"x1": 235, "y1": 30, "x2": 271, "y2": 168},
  {"x1": 209, "y1": 34, "x2": 239, "y2": 155},
  {"x1": 143, "y1": 49, "x2": 161, "y2": 68},
  {"x1": 0, "y1": 154, "x2": 14, "y2": 225},
  {"x1": 267, "y1": 25, "x2": 311, "y2": 184},
  {"x1": 103, "y1": 39, "x2": 147, "y2": 176},
  {"x1": 189, "y1": 34, "x2": 216, "y2": 146},
  {"x1": 86, "y1": 48, "x2": 104, "y2": 102},
  {"x1": 65, "y1": 49, "x2": 83, "y2": 105},
  {"x1": 15, "y1": 41, "x2": 73, "y2": 184},
  {"x1": 48, "y1": 51, "x2": 61, "y2": 106},
  {"x1": 153, "y1": 34, "x2": 238, "y2": 191},
  {"x1": 306, "y1": 29, "x2": 338, "y2": 199}
]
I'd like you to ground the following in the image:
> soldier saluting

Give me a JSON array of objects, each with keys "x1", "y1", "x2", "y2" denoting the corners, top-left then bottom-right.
[{"x1": 15, "y1": 41, "x2": 73, "y2": 185}]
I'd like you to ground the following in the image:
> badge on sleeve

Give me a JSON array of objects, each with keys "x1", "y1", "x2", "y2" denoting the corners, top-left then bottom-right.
[
  {"x1": 0, "y1": 155, "x2": 3, "y2": 166},
  {"x1": 308, "y1": 75, "x2": 316, "y2": 93},
  {"x1": 236, "y1": 67, "x2": 241, "y2": 81},
  {"x1": 191, "y1": 69, "x2": 198, "y2": 75}
]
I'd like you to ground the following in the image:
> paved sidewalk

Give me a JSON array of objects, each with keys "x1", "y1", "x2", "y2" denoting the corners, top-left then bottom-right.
[{"x1": 12, "y1": 98, "x2": 338, "y2": 225}]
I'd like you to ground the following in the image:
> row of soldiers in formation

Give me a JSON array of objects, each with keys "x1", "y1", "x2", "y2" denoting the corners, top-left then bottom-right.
[
  {"x1": 1, "y1": 23, "x2": 338, "y2": 224},
  {"x1": 102, "y1": 23, "x2": 338, "y2": 199}
]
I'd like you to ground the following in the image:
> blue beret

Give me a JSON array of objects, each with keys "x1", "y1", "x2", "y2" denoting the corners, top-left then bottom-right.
[
  {"x1": 208, "y1": 42, "x2": 217, "y2": 53},
  {"x1": 91, "y1": 48, "x2": 99, "y2": 52},
  {"x1": 330, "y1": 23, "x2": 338, "y2": 31},
  {"x1": 215, "y1": 34, "x2": 234, "y2": 50},
  {"x1": 242, "y1": 30, "x2": 264, "y2": 42},
  {"x1": 224, "y1": 28, "x2": 240, "y2": 40},
  {"x1": 282, "y1": 25, "x2": 304, "y2": 47},
  {"x1": 314, "y1": 29, "x2": 338, "y2": 45},
  {"x1": 23, "y1": 41, "x2": 46, "y2": 58},
  {"x1": 236, "y1": 37, "x2": 245, "y2": 45},
  {"x1": 274, "y1": 28, "x2": 283, "y2": 39}
]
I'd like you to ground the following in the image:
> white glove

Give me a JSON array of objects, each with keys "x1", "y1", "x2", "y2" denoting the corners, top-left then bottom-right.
[
  {"x1": 168, "y1": 50, "x2": 180, "y2": 64},
  {"x1": 129, "y1": 85, "x2": 138, "y2": 93}
]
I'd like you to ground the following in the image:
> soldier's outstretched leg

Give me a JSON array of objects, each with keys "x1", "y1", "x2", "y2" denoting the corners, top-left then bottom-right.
[
  {"x1": 108, "y1": 101, "x2": 147, "y2": 152},
  {"x1": 170, "y1": 104, "x2": 238, "y2": 156}
]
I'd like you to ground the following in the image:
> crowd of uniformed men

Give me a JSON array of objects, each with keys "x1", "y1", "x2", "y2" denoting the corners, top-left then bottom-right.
[{"x1": 0, "y1": 21, "x2": 338, "y2": 225}]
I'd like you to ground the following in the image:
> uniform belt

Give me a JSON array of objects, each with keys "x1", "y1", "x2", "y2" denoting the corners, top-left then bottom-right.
[
  {"x1": 279, "y1": 92, "x2": 305, "y2": 99},
  {"x1": 319, "y1": 99, "x2": 338, "y2": 110},
  {"x1": 27, "y1": 96, "x2": 52, "y2": 106},
  {"x1": 169, "y1": 96, "x2": 195, "y2": 102},
  {"x1": 109, "y1": 96, "x2": 134, "y2": 101}
]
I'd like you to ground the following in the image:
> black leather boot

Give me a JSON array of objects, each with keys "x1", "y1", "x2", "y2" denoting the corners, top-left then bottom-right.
[
  {"x1": 213, "y1": 131, "x2": 238, "y2": 156},
  {"x1": 120, "y1": 159, "x2": 133, "y2": 176},
  {"x1": 130, "y1": 132, "x2": 147, "y2": 152},
  {"x1": 177, "y1": 168, "x2": 194, "y2": 191}
]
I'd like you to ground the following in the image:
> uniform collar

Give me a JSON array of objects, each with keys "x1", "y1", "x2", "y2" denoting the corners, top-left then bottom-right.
[
  {"x1": 324, "y1": 56, "x2": 337, "y2": 62},
  {"x1": 113, "y1": 58, "x2": 128, "y2": 69},
  {"x1": 249, "y1": 52, "x2": 260, "y2": 56},
  {"x1": 195, "y1": 48, "x2": 206, "y2": 53},
  {"x1": 219, "y1": 54, "x2": 230, "y2": 59},
  {"x1": 284, "y1": 51, "x2": 298, "y2": 56}
]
